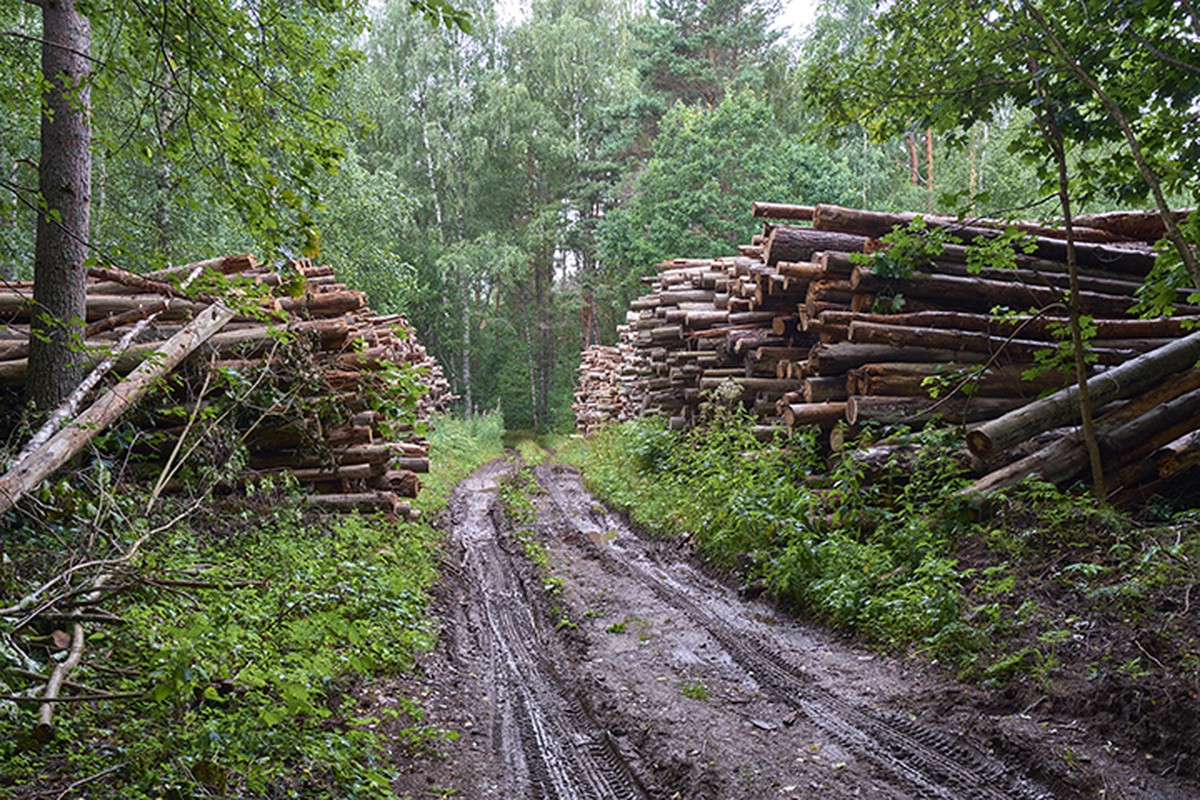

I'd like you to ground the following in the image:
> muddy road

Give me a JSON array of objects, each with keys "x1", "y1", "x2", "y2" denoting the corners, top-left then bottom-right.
[{"x1": 382, "y1": 459, "x2": 1199, "y2": 799}]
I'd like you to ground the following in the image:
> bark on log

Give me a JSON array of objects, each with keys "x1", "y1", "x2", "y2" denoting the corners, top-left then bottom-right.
[
  {"x1": 803, "y1": 376, "x2": 848, "y2": 403},
  {"x1": 820, "y1": 309, "x2": 1200, "y2": 339},
  {"x1": 814, "y1": 204, "x2": 1158, "y2": 272},
  {"x1": 807, "y1": 342, "x2": 988, "y2": 376},
  {"x1": 751, "y1": 202, "x2": 814, "y2": 221},
  {"x1": 846, "y1": 395, "x2": 1025, "y2": 425},
  {"x1": 0, "y1": 303, "x2": 236, "y2": 515},
  {"x1": 143, "y1": 253, "x2": 257, "y2": 282},
  {"x1": 963, "y1": 369, "x2": 1200, "y2": 494},
  {"x1": 1073, "y1": 210, "x2": 1192, "y2": 243},
  {"x1": 783, "y1": 402, "x2": 848, "y2": 428},
  {"x1": 304, "y1": 491, "x2": 411, "y2": 517},
  {"x1": 763, "y1": 226, "x2": 869, "y2": 267},
  {"x1": 850, "y1": 267, "x2": 1152, "y2": 318},
  {"x1": 848, "y1": 362, "x2": 1069, "y2": 398},
  {"x1": 966, "y1": 330, "x2": 1200, "y2": 458},
  {"x1": 776, "y1": 261, "x2": 825, "y2": 281},
  {"x1": 1154, "y1": 430, "x2": 1200, "y2": 477},
  {"x1": 847, "y1": 320, "x2": 1139, "y2": 365}
]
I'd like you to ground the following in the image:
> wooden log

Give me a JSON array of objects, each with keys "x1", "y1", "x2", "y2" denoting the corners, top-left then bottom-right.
[
  {"x1": 248, "y1": 444, "x2": 403, "y2": 470},
  {"x1": 659, "y1": 289, "x2": 715, "y2": 304},
  {"x1": 963, "y1": 369, "x2": 1200, "y2": 495},
  {"x1": 924, "y1": 252, "x2": 1195, "y2": 302},
  {"x1": 817, "y1": 250, "x2": 858, "y2": 278},
  {"x1": 965, "y1": 330, "x2": 1200, "y2": 459},
  {"x1": 1074, "y1": 209, "x2": 1192, "y2": 243},
  {"x1": 751, "y1": 202, "x2": 814, "y2": 221},
  {"x1": 813, "y1": 203, "x2": 1134, "y2": 244},
  {"x1": 819, "y1": 309, "x2": 1200, "y2": 339},
  {"x1": 87, "y1": 265, "x2": 211, "y2": 303},
  {"x1": 684, "y1": 310, "x2": 730, "y2": 329},
  {"x1": 304, "y1": 491, "x2": 409, "y2": 516},
  {"x1": 375, "y1": 469, "x2": 421, "y2": 498},
  {"x1": 850, "y1": 267, "x2": 1152, "y2": 318},
  {"x1": 143, "y1": 253, "x2": 258, "y2": 282},
  {"x1": 846, "y1": 395, "x2": 1025, "y2": 426},
  {"x1": 1098, "y1": 388, "x2": 1200, "y2": 464},
  {"x1": 1154, "y1": 429, "x2": 1200, "y2": 477},
  {"x1": 783, "y1": 402, "x2": 848, "y2": 428},
  {"x1": 0, "y1": 303, "x2": 236, "y2": 516},
  {"x1": 813, "y1": 204, "x2": 1158, "y2": 273},
  {"x1": 849, "y1": 362, "x2": 1069, "y2": 398},
  {"x1": 274, "y1": 462, "x2": 387, "y2": 483},
  {"x1": 803, "y1": 376, "x2": 848, "y2": 403},
  {"x1": 699, "y1": 376, "x2": 797, "y2": 392},
  {"x1": 776, "y1": 261, "x2": 826, "y2": 281},
  {"x1": 763, "y1": 227, "x2": 869, "y2": 267},
  {"x1": 846, "y1": 320, "x2": 1139, "y2": 365},
  {"x1": 807, "y1": 342, "x2": 988, "y2": 376},
  {"x1": 278, "y1": 290, "x2": 366, "y2": 317}
]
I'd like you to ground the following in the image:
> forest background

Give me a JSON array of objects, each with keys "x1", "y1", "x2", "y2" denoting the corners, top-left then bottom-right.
[{"x1": 2, "y1": 0, "x2": 1194, "y2": 432}]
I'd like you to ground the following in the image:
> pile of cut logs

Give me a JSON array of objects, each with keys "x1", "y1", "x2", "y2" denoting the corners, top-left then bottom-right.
[
  {"x1": 574, "y1": 202, "x2": 1199, "y2": 504},
  {"x1": 0, "y1": 254, "x2": 449, "y2": 519}
]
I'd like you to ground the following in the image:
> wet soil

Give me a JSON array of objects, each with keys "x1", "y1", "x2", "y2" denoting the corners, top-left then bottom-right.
[{"x1": 377, "y1": 458, "x2": 1200, "y2": 799}]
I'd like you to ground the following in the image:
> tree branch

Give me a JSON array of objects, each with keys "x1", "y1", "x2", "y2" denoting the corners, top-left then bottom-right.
[{"x1": 1022, "y1": 3, "x2": 1200, "y2": 290}]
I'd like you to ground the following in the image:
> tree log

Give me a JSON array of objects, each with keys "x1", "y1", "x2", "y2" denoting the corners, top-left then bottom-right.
[
  {"x1": 783, "y1": 402, "x2": 848, "y2": 428},
  {"x1": 846, "y1": 395, "x2": 1025, "y2": 425},
  {"x1": 848, "y1": 361, "x2": 1069, "y2": 398},
  {"x1": 803, "y1": 376, "x2": 848, "y2": 403},
  {"x1": 0, "y1": 303, "x2": 235, "y2": 515},
  {"x1": 847, "y1": 320, "x2": 1139, "y2": 365},
  {"x1": 763, "y1": 226, "x2": 869, "y2": 267},
  {"x1": 1154, "y1": 429, "x2": 1200, "y2": 477},
  {"x1": 963, "y1": 369, "x2": 1200, "y2": 494},
  {"x1": 966, "y1": 331, "x2": 1200, "y2": 458},
  {"x1": 751, "y1": 202, "x2": 814, "y2": 221},
  {"x1": 807, "y1": 342, "x2": 988, "y2": 376},
  {"x1": 813, "y1": 204, "x2": 1158, "y2": 271},
  {"x1": 820, "y1": 309, "x2": 1200, "y2": 339},
  {"x1": 304, "y1": 491, "x2": 410, "y2": 516},
  {"x1": 850, "y1": 267, "x2": 1153, "y2": 318}
]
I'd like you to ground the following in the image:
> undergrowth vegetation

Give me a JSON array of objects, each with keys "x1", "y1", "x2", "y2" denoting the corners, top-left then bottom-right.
[
  {"x1": 560, "y1": 410, "x2": 1200, "y2": 698},
  {"x1": 0, "y1": 412, "x2": 503, "y2": 799}
]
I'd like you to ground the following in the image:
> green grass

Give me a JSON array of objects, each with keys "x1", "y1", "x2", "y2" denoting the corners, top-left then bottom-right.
[{"x1": 0, "y1": 411, "x2": 505, "y2": 799}]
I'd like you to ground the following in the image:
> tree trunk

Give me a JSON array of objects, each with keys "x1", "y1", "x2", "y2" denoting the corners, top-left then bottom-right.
[{"x1": 29, "y1": 0, "x2": 92, "y2": 413}]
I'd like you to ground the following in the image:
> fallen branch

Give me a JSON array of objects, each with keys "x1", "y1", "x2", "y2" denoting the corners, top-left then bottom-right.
[{"x1": 0, "y1": 301, "x2": 236, "y2": 516}]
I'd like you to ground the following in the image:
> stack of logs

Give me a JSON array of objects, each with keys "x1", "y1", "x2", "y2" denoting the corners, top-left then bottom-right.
[
  {"x1": 0, "y1": 254, "x2": 449, "y2": 519},
  {"x1": 574, "y1": 202, "x2": 1199, "y2": 504}
]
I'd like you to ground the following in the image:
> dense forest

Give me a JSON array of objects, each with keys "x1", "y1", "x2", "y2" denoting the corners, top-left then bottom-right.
[
  {"x1": 9, "y1": 0, "x2": 1191, "y2": 432},
  {"x1": 4, "y1": 2, "x2": 1200, "y2": 798}
]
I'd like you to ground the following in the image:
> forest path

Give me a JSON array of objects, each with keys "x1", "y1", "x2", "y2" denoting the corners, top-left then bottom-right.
[{"x1": 381, "y1": 457, "x2": 1197, "y2": 799}]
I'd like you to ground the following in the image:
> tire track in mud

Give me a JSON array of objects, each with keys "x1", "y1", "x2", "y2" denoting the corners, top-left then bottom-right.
[
  {"x1": 534, "y1": 461, "x2": 1058, "y2": 800},
  {"x1": 448, "y1": 461, "x2": 649, "y2": 800}
]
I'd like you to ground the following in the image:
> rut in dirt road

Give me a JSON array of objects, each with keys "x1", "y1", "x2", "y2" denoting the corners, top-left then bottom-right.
[
  {"x1": 531, "y1": 460, "x2": 1056, "y2": 800},
  {"x1": 417, "y1": 458, "x2": 1200, "y2": 799},
  {"x1": 447, "y1": 460, "x2": 648, "y2": 799}
]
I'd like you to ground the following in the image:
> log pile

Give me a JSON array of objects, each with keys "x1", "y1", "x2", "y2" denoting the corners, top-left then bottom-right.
[
  {"x1": 575, "y1": 202, "x2": 1199, "y2": 504},
  {"x1": 0, "y1": 254, "x2": 449, "y2": 519}
]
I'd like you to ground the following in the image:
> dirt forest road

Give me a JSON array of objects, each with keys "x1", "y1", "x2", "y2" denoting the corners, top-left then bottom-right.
[{"x1": 382, "y1": 458, "x2": 1200, "y2": 799}]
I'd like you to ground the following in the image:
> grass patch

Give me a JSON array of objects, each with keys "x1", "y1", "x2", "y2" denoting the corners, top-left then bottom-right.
[{"x1": 0, "y1": 412, "x2": 505, "y2": 799}]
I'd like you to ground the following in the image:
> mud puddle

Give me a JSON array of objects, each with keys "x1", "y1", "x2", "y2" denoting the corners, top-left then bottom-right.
[{"x1": 379, "y1": 458, "x2": 1200, "y2": 799}]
